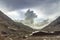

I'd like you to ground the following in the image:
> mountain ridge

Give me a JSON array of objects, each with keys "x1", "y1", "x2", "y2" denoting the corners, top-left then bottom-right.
[
  {"x1": 0, "y1": 11, "x2": 34, "y2": 40},
  {"x1": 41, "y1": 16, "x2": 60, "y2": 32}
]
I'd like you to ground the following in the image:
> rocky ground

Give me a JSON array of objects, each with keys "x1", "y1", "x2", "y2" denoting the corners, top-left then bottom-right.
[
  {"x1": 0, "y1": 34, "x2": 60, "y2": 40},
  {"x1": 26, "y1": 36, "x2": 60, "y2": 40}
]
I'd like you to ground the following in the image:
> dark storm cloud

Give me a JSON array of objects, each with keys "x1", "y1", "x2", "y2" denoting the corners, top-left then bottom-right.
[
  {"x1": 0, "y1": 0, "x2": 45, "y2": 10},
  {"x1": 1, "y1": 0, "x2": 59, "y2": 10},
  {"x1": 0, "y1": 0, "x2": 60, "y2": 15}
]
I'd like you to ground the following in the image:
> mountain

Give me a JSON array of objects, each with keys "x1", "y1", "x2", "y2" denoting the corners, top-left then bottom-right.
[
  {"x1": 0, "y1": 11, "x2": 34, "y2": 40},
  {"x1": 41, "y1": 16, "x2": 60, "y2": 32}
]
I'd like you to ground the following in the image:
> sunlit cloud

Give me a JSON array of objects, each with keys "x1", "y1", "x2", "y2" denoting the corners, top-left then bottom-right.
[{"x1": 4, "y1": 9, "x2": 25, "y2": 20}]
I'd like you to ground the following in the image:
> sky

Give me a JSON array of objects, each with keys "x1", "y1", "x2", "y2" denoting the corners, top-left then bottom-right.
[{"x1": 0, "y1": 0, "x2": 60, "y2": 29}]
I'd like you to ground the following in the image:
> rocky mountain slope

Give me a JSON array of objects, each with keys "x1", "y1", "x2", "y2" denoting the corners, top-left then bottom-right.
[
  {"x1": 41, "y1": 16, "x2": 60, "y2": 32},
  {"x1": 0, "y1": 11, "x2": 34, "y2": 40}
]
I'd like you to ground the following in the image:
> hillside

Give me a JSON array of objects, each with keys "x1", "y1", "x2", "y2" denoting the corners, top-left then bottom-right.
[
  {"x1": 0, "y1": 11, "x2": 34, "y2": 40},
  {"x1": 41, "y1": 16, "x2": 60, "y2": 32},
  {"x1": 25, "y1": 17, "x2": 60, "y2": 40}
]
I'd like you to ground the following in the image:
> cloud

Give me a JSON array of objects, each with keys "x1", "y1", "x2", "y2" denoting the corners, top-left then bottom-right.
[
  {"x1": 5, "y1": 10, "x2": 25, "y2": 20},
  {"x1": 25, "y1": 9, "x2": 37, "y2": 24},
  {"x1": 0, "y1": 0, "x2": 60, "y2": 20},
  {"x1": 0, "y1": 0, "x2": 60, "y2": 29},
  {"x1": 0, "y1": 0, "x2": 59, "y2": 11}
]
